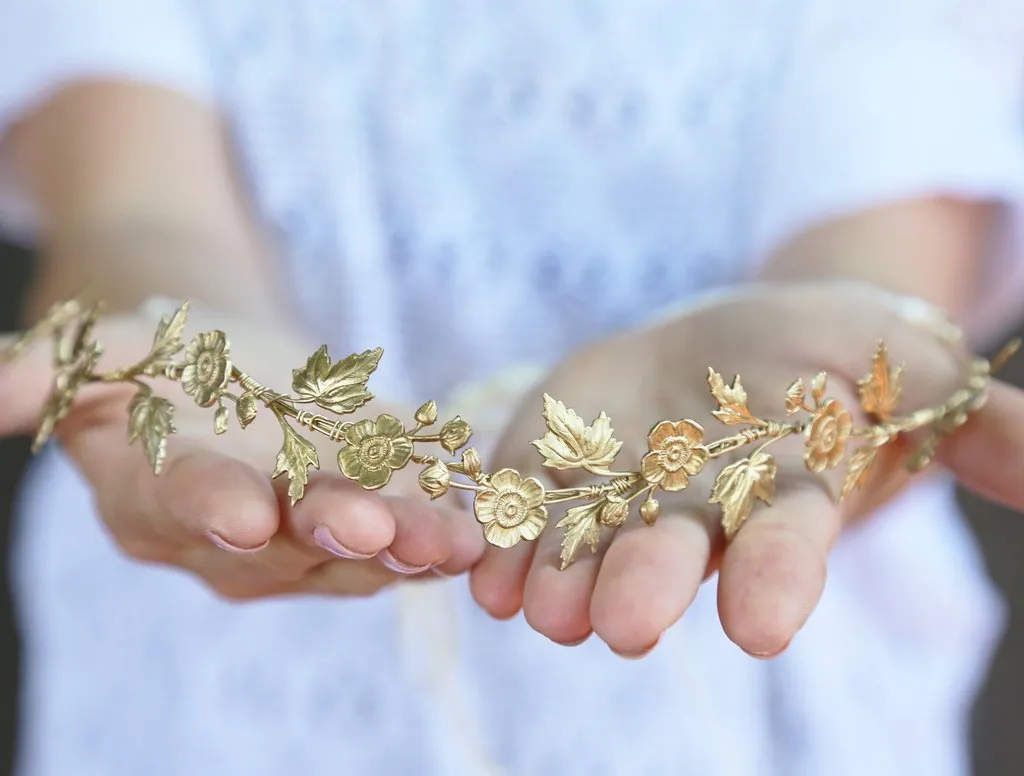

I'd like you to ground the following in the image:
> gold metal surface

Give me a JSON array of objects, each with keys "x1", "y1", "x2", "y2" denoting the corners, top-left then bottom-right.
[{"x1": 3, "y1": 298, "x2": 1015, "y2": 570}]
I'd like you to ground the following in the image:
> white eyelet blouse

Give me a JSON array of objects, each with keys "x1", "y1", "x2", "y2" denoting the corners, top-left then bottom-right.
[{"x1": 2, "y1": 1, "x2": 1024, "y2": 774}]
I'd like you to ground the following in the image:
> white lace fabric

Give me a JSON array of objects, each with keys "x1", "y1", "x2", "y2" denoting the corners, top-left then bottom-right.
[{"x1": 0, "y1": 1, "x2": 1022, "y2": 774}]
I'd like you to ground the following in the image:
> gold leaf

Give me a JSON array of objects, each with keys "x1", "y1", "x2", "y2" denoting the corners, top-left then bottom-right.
[
  {"x1": 785, "y1": 378, "x2": 805, "y2": 415},
  {"x1": 271, "y1": 423, "x2": 320, "y2": 505},
  {"x1": 148, "y1": 303, "x2": 190, "y2": 364},
  {"x1": 857, "y1": 342, "x2": 903, "y2": 420},
  {"x1": 709, "y1": 451, "x2": 777, "y2": 540},
  {"x1": 461, "y1": 447, "x2": 482, "y2": 478},
  {"x1": 640, "y1": 495, "x2": 661, "y2": 526},
  {"x1": 127, "y1": 388, "x2": 177, "y2": 475},
  {"x1": 530, "y1": 393, "x2": 623, "y2": 473},
  {"x1": 213, "y1": 404, "x2": 229, "y2": 435},
  {"x1": 811, "y1": 371, "x2": 828, "y2": 406},
  {"x1": 439, "y1": 416, "x2": 473, "y2": 454},
  {"x1": 414, "y1": 399, "x2": 438, "y2": 426},
  {"x1": 707, "y1": 368, "x2": 758, "y2": 425},
  {"x1": 418, "y1": 461, "x2": 451, "y2": 500},
  {"x1": 555, "y1": 502, "x2": 604, "y2": 569},
  {"x1": 291, "y1": 345, "x2": 382, "y2": 415},
  {"x1": 842, "y1": 446, "x2": 879, "y2": 498},
  {"x1": 599, "y1": 496, "x2": 630, "y2": 527},
  {"x1": 236, "y1": 391, "x2": 259, "y2": 428}
]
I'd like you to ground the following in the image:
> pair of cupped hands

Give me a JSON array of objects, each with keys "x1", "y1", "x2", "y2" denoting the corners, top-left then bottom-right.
[{"x1": 2, "y1": 280, "x2": 1023, "y2": 659}]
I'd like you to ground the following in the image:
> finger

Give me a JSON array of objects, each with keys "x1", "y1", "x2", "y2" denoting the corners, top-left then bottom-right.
[
  {"x1": 469, "y1": 472, "x2": 551, "y2": 620},
  {"x1": 377, "y1": 496, "x2": 461, "y2": 574},
  {"x1": 62, "y1": 410, "x2": 281, "y2": 557},
  {"x1": 590, "y1": 510, "x2": 714, "y2": 656},
  {"x1": 519, "y1": 505, "x2": 612, "y2": 645},
  {"x1": 716, "y1": 483, "x2": 840, "y2": 658},
  {"x1": 433, "y1": 505, "x2": 487, "y2": 576},
  {"x1": 276, "y1": 472, "x2": 397, "y2": 560},
  {"x1": 937, "y1": 379, "x2": 1024, "y2": 510}
]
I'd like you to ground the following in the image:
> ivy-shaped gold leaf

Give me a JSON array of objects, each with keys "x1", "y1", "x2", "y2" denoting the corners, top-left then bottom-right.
[
  {"x1": 556, "y1": 501, "x2": 604, "y2": 569},
  {"x1": 707, "y1": 368, "x2": 760, "y2": 426},
  {"x1": 709, "y1": 451, "x2": 777, "y2": 539},
  {"x1": 811, "y1": 371, "x2": 828, "y2": 406},
  {"x1": 147, "y1": 303, "x2": 190, "y2": 366},
  {"x1": 858, "y1": 342, "x2": 903, "y2": 420},
  {"x1": 213, "y1": 405, "x2": 230, "y2": 435},
  {"x1": 842, "y1": 446, "x2": 879, "y2": 498},
  {"x1": 439, "y1": 416, "x2": 473, "y2": 454},
  {"x1": 272, "y1": 422, "x2": 320, "y2": 505},
  {"x1": 785, "y1": 378, "x2": 805, "y2": 415},
  {"x1": 291, "y1": 345, "x2": 382, "y2": 415},
  {"x1": 127, "y1": 388, "x2": 177, "y2": 475},
  {"x1": 531, "y1": 394, "x2": 623, "y2": 473}
]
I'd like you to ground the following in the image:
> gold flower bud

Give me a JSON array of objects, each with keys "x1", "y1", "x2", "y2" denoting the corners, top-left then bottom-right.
[
  {"x1": 640, "y1": 496, "x2": 661, "y2": 526},
  {"x1": 214, "y1": 404, "x2": 230, "y2": 435},
  {"x1": 236, "y1": 391, "x2": 259, "y2": 428},
  {"x1": 415, "y1": 399, "x2": 438, "y2": 426},
  {"x1": 461, "y1": 447, "x2": 482, "y2": 478},
  {"x1": 439, "y1": 416, "x2": 472, "y2": 454},
  {"x1": 418, "y1": 460, "x2": 451, "y2": 500},
  {"x1": 600, "y1": 497, "x2": 629, "y2": 527}
]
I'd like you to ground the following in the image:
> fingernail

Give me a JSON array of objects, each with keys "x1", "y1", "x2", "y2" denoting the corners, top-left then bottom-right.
[
  {"x1": 614, "y1": 636, "x2": 661, "y2": 660},
  {"x1": 742, "y1": 639, "x2": 791, "y2": 660},
  {"x1": 313, "y1": 526, "x2": 375, "y2": 560},
  {"x1": 204, "y1": 531, "x2": 269, "y2": 554},
  {"x1": 378, "y1": 549, "x2": 434, "y2": 575}
]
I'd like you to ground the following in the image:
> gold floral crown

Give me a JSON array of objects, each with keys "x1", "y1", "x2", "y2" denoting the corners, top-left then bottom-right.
[{"x1": 3, "y1": 297, "x2": 1018, "y2": 569}]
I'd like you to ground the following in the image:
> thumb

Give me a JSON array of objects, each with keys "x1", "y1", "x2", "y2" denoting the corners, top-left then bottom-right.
[
  {"x1": 936, "y1": 378, "x2": 1024, "y2": 512},
  {"x1": 0, "y1": 304, "x2": 160, "y2": 441},
  {"x1": 0, "y1": 328, "x2": 62, "y2": 438}
]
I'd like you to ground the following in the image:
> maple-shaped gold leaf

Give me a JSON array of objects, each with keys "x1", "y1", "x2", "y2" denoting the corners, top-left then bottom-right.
[
  {"x1": 127, "y1": 389, "x2": 177, "y2": 475},
  {"x1": 291, "y1": 345, "x2": 382, "y2": 415},
  {"x1": 147, "y1": 303, "x2": 190, "y2": 365},
  {"x1": 556, "y1": 501, "x2": 604, "y2": 569},
  {"x1": 707, "y1": 368, "x2": 759, "y2": 425},
  {"x1": 858, "y1": 342, "x2": 903, "y2": 420},
  {"x1": 272, "y1": 423, "x2": 320, "y2": 504},
  {"x1": 709, "y1": 451, "x2": 777, "y2": 539},
  {"x1": 531, "y1": 394, "x2": 623, "y2": 473},
  {"x1": 785, "y1": 378, "x2": 805, "y2": 415},
  {"x1": 842, "y1": 446, "x2": 879, "y2": 498}
]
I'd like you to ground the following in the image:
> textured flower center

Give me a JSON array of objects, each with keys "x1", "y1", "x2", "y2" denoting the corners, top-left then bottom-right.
[
  {"x1": 818, "y1": 417, "x2": 838, "y2": 450},
  {"x1": 359, "y1": 435, "x2": 393, "y2": 469},
  {"x1": 660, "y1": 439, "x2": 692, "y2": 471},
  {"x1": 196, "y1": 351, "x2": 219, "y2": 385},
  {"x1": 495, "y1": 491, "x2": 528, "y2": 528}
]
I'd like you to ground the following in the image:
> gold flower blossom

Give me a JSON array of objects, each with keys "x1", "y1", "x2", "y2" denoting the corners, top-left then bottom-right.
[
  {"x1": 474, "y1": 468, "x2": 548, "y2": 548},
  {"x1": 180, "y1": 331, "x2": 231, "y2": 407},
  {"x1": 805, "y1": 399, "x2": 853, "y2": 473},
  {"x1": 338, "y1": 414, "x2": 414, "y2": 489},
  {"x1": 640, "y1": 419, "x2": 709, "y2": 492}
]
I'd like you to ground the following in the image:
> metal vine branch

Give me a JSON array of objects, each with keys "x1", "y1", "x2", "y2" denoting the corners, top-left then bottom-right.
[{"x1": 4, "y1": 298, "x2": 1019, "y2": 570}]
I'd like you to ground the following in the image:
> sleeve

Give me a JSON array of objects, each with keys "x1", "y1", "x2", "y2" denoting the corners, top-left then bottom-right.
[
  {"x1": 744, "y1": 0, "x2": 1024, "y2": 345},
  {"x1": 0, "y1": 0, "x2": 218, "y2": 240}
]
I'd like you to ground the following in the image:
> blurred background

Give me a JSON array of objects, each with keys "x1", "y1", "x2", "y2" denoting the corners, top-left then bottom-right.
[{"x1": 3, "y1": 236, "x2": 1023, "y2": 773}]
